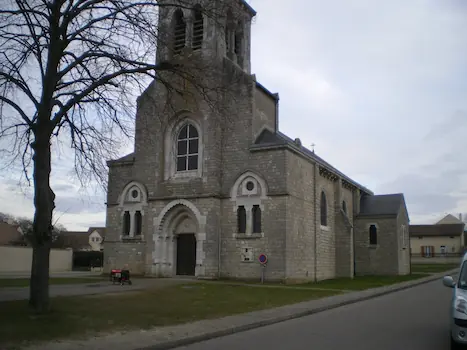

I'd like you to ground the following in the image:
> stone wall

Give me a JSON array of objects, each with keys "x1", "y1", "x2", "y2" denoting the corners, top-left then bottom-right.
[
  {"x1": 354, "y1": 216, "x2": 400, "y2": 275},
  {"x1": 396, "y1": 204, "x2": 411, "y2": 275},
  {"x1": 220, "y1": 196, "x2": 286, "y2": 281},
  {"x1": 283, "y1": 152, "x2": 316, "y2": 282}
]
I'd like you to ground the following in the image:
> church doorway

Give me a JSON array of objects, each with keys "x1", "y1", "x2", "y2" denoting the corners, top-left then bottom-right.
[{"x1": 176, "y1": 233, "x2": 197, "y2": 276}]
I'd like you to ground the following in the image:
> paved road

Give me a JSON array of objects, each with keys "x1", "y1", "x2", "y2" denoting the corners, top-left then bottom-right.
[{"x1": 174, "y1": 279, "x2": 454, "y2": 350}]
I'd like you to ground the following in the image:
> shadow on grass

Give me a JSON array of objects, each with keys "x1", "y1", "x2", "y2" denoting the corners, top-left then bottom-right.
[{"x1": 0, "y1": 283, "x2": 340, "y2": 348}]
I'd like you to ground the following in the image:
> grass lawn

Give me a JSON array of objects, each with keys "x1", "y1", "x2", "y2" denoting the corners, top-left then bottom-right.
[
  {"x1": 0, "y1": 277, "x2": 105, "y2": 288},
  {"x1": 0, "y1": 283, "x2": 339, "y2": 348},
  {"x1": 411, "y1": 263, "x2": 459, "y2": 274},
  {"x1": 298, "y1": 273, "x2": 428, "y2": 291}
]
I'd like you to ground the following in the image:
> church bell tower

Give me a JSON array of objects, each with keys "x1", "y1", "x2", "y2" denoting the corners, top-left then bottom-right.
[{"x1": 156, "y1": 0, "x2": 256, "y2": 75}]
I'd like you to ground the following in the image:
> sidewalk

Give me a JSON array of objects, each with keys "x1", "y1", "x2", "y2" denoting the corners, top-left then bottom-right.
[
  {"x1": 21, "y1": 269, "x2": 456, "y2": 350},
  {"x1": 0, "y1": 278, "x2": 198, "y2": 302},
  {"x1": 0, "y1": 271, "x2": 103, "y2": 279}
]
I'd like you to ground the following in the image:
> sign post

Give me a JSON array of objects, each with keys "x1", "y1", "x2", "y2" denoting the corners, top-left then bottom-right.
[{"x1": 258, "y1": 254, "x2": 268, "y2": 284}]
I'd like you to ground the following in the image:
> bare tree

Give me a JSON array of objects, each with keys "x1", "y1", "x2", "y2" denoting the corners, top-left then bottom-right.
[{"x1": 0, "y1": 0, "x2": 234, "y2": 313}]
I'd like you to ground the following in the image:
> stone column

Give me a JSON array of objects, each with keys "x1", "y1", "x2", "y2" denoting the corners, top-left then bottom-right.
[
  {"x1": 168, "y1": 236, "x2": 175, "y2": 276},
  {"x1": 195, "y1": 232, "x2": 206, "y2": 277},
  {"x1": 185, "y1": 15, "x2": 193, "y2": 48},
  {"x1": 245, "y1": 204, "x2": 253, "y2": 236},
  {"x1": 129, "y1": 210, "x2": 135, "y2": 237}
]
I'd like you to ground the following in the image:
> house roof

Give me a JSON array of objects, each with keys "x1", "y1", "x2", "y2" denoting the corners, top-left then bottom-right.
[
  {"x1": 0, "y1": 222, "x2": 22, "y2": 245},
  {"x1": 107, "y1": 152, "x2": 135, "y2": 166},
  {"x1": 252, "y1": 128, "x2": 373, "y2": 195},
  {"x1": 410, "y1": 223, "x2": 465, "y2": 237},
  {"x1": 87, "y1": 227, "x2": 106, "y2": 238},
  {"x1": 60, "y1": 231, "x2": 89, "y2": 250},
  {"x1": 358, "y1": 194, "x2": 406, "y2": 217},
  {"x1": 436, "y1": 214, "x2": 463, "y2": 225}
]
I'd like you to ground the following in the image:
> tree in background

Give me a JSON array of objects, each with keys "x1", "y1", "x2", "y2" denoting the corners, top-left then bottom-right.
[{"x1": 0, "y1": 0, "x2": 233, "y2": 313}]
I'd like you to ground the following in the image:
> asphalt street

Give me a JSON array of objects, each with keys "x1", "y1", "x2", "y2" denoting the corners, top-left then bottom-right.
[{"x1": 174, "y1": 278, "x2": 455, "y2": 350}]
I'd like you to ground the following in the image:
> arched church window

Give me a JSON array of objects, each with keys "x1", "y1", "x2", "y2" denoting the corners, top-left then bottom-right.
[
  {"x1": 252, "y1": 205, "x2": 261, "y2": 233},
  {"x1": 342, "y1": 200, "x2": 347, "y2": 215},
  {"x1": 135, "y1": 211, "x2": 142, "y2": 235},
  {"x1": 234, "y1": 22, "x2": 243, "y2": 67},
  {"x1": 225, "y1": 10, "x2": 234, "y2": 58},
  {"x1": 320, "y1": 191, "x2": 327, "y2": 226},
  {"x1": 192, "y1": 5, "x2": 204, "y2": 50},
  {"x1": 369, "y1": 225, "x2": 378, "y2": 245},
  {"x1": 237, "y1": 206, "x2": 246, "y2": 233},
  {"x1": 176, "y1": 123, "x2": 199, "y2": 171},
  {"x1": 123, "y1": 211, "x2": 130, "y2": 236},
  {"x1": 173, "y1": 9, "x2": 186, "y2": 55}
]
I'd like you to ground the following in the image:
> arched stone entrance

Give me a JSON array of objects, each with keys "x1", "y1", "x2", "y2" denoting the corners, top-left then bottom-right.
[{"x1": 152, "y1": 199, "x2": 207, "y2": 277}]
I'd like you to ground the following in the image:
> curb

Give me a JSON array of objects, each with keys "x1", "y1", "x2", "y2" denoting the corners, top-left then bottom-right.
[{"x1": 139, "y1": 269, "x2": 458, "y2": 350}]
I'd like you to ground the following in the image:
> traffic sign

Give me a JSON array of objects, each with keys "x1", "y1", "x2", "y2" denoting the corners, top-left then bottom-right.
[{"x1": 258, "y1": 254, "x2": 268, "y2": 264}]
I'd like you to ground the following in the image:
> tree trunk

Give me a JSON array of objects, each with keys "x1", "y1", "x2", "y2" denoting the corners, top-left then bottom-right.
[{"x1": 29, "y1": 132, "x2": 55, "y2": 313}]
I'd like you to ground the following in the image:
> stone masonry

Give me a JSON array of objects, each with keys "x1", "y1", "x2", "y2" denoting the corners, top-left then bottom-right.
[{"x1": 103, "y1": 0, "x2": 410, "y2": 282}]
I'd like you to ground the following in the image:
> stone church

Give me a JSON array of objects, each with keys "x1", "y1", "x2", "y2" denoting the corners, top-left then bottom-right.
[{"x1": 103, "y1": 0, "x2": 411, "y2": 282}]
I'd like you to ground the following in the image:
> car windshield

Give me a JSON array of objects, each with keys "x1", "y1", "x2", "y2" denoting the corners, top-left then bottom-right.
[{"x1": 458, "y1": 261, "x2": 467, "y2": 289}]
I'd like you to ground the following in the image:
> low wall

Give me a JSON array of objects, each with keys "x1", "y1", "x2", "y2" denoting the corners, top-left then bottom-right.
[
  {"x1": 411, "y1": 256, "x2": 462, "y2": 265},
  {"x1": 0, "y1": 246, "x2": 73, "y2": 273}
]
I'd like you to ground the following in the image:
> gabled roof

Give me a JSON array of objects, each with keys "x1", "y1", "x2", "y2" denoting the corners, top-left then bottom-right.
[
  {"x1": 88, "y1": 227, "x2": 106, "y2": 238},
  {"x1": 410, "y1": 223, "x2": 465, "y2": 237},
  {"x1": 252, "y1": 128, "x2": 373, "y2": 195},
  {"x1": 436, "y1": 214, "x2": 463, "y2": 225},
  {"x1": 358, "y1": 194, "x2": 406, "y2": 217},
  {"x1": 107, "y1": 153, "x2": 135, "y2": 166}
]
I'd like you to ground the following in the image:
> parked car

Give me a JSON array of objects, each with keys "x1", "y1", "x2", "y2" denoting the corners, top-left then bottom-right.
[{"x1": 443, "y1": 252, "x2": 467, "y2": 349}]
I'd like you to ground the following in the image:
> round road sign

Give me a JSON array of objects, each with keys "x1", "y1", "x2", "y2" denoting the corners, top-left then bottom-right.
[{"x1": 258, "y1": 254, "x2": 268, "y2": 264}]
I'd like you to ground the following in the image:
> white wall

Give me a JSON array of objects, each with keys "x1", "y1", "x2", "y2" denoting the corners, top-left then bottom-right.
[
  {"x1": 0, "y1": 246, "x2": 73, "y2": 273},
  {"x1": 89, "y1": 230, "x2": 103, "y2": 251}
]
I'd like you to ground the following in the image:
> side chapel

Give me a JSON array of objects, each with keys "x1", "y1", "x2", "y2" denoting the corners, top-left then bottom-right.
[{"x1": 103, "y1": 0, "x2": 411, "y2": 282}]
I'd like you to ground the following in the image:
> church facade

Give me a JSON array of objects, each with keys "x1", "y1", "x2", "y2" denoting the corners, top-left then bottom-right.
[{"x1": 103, "y1": 0, "x2": 411, "y2": 282}]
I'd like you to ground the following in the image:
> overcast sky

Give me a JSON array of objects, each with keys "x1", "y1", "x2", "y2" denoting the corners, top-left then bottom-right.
[{"x1": 1, "y1": 0, "x2": 466, "y2": 230}]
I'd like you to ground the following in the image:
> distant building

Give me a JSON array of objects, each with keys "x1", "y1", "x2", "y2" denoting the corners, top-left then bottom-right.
[
  {"x1": 87, "y1": 227, "x2": 106, "y2": 251},
  {"x1": 0, "y1": 222, "x2": 23, "y2": 246},
  {"x1": 410, "y1": 214, "x2": 465, "y2": 257}
]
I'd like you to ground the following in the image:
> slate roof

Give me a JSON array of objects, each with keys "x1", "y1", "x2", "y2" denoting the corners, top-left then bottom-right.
[
  {"x1": 252, "y1": 128, "x2": 373, "y2": 195},
  {"x1": 358, "y1": 194, "x2": 405, "y2": 217},
  {"x1": 409, "y1": 223, "x2": 465, "y2": 237},
  {"x1": 60, "y1": 231, "x2": 90, "y2": 250},
  {"x1": 87, "y1": 227, "x2": 106, "y2": 238},
  {"x1": 107, "y1": 153, "x2": 135, "y2": 166}
]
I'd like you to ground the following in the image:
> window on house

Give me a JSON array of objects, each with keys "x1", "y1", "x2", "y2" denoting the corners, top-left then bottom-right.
[
  {"x1": 173, "y1": 9, "x2": 186, "y2": 55},
  {"x1": 252, "y1": 205, "x2": 261, "y2": 233},
  {"x1": 123, "y1": 211, "x2": 130, "y2": 236},
  {"x1": 342, "y1": 200, "x2": 347, "y2": 214},
  {"x1": 369, "y1": 224, "x2": 377, "y2": 245},
  {"x1": 176, "y1": 123, "x2": 199, "y2": 171},
  {"x1": 237, "y1": 206, "x2": 246, "y2": 233},
  {"x1": 192, "y1": 5, "x2": 203, "y2": 50},
  {"x1": 320, "y1": 191, "x2": 327, "y2": 226},
  {"x1": 135, "y1": 211, "x2": 142, "y2": 235}
]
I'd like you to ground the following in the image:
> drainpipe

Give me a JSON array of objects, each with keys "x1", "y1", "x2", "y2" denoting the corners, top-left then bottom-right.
[{"x1": 313, "y1": 163, "x2": 318, "y2": 282}]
